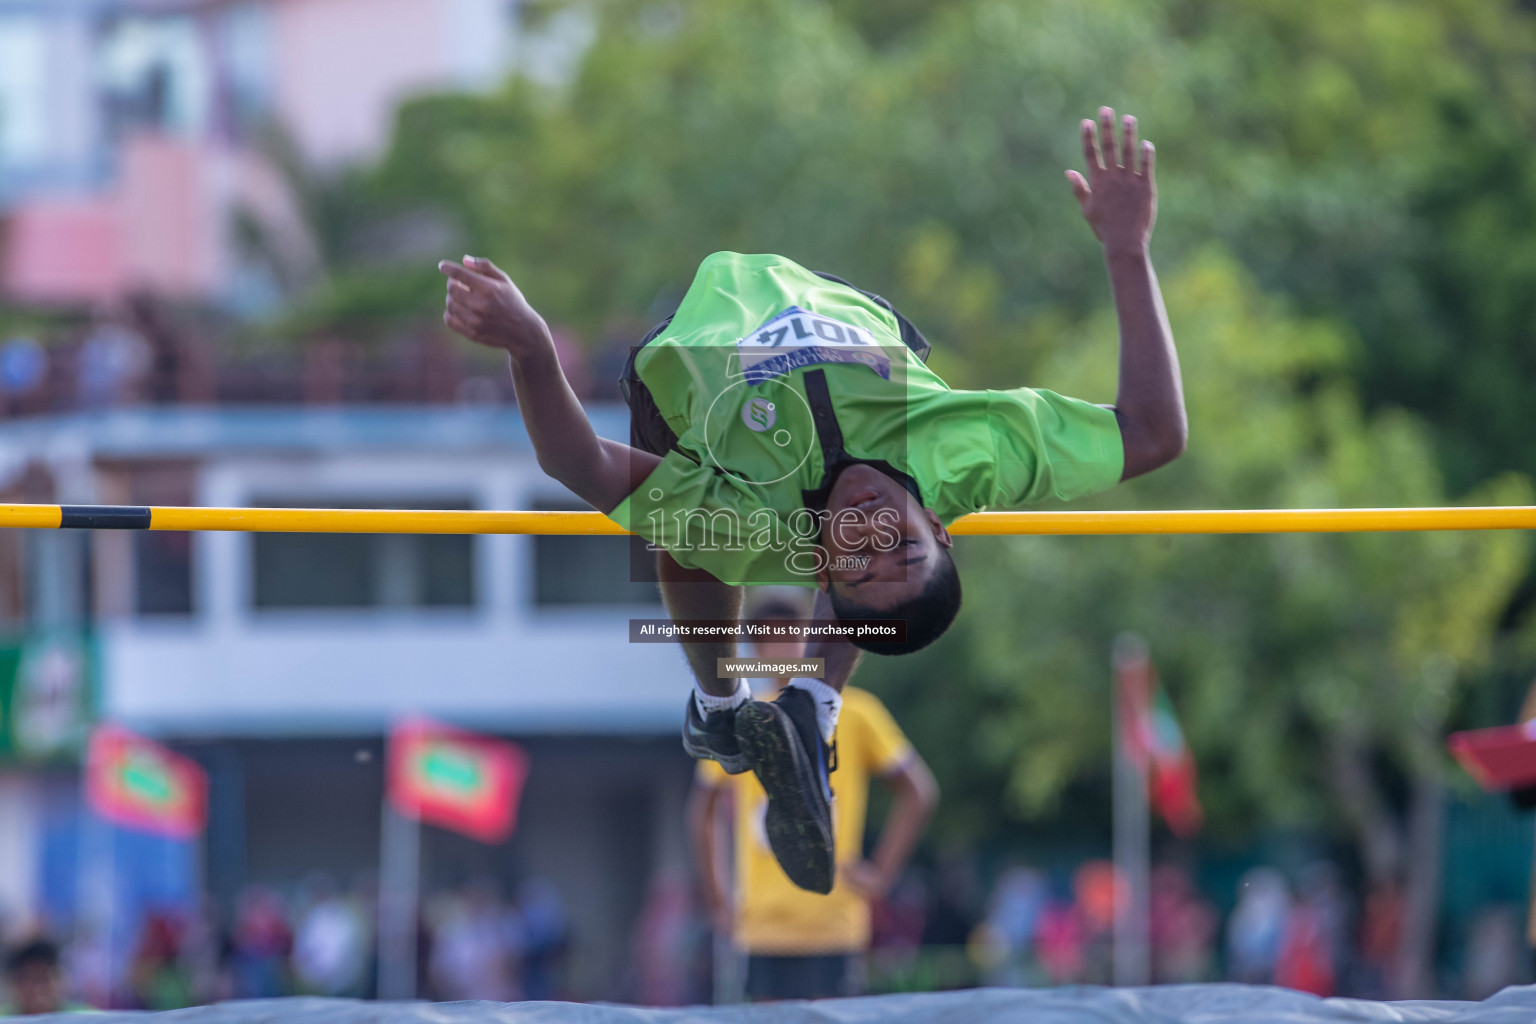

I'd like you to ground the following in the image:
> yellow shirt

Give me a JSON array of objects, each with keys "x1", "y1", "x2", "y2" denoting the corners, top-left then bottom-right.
[{"x1": 697, "y1": 686, "x2": 913, "y2": 955}]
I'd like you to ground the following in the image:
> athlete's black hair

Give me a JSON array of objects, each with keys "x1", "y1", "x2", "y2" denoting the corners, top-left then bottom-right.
[
  {"x1": 6, "y1": 938, "x2": 59, "y2": 975},
  {"x1": 827, "y1": 545, "x2": 961, "y2": 655}
]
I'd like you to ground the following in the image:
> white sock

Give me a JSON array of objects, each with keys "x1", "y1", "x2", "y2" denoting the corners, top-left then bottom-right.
[
  {"x1": 787, "y1": 678, "x2": 842, "y2": 744},
  {"x1": 695, "y1": 679, "x2": 749, "y2": 717}
]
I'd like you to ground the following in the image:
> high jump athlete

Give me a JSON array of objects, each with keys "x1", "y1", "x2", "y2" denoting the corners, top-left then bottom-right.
[{"x1": 439, "y1": 108, "x2": 1186, "y2": 893}]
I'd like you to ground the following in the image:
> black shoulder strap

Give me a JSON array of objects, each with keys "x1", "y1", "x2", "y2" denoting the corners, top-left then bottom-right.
[
  {"x1": 803, "y1": 369, "x2": 846, "y2": 469},
  {"x1": 800, "y1": 368, "x2": 925, "y2": 509}
]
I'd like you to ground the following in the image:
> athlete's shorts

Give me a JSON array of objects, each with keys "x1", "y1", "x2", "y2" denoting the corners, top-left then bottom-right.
[
  {"x1": 619, "y1": 271, "x2": 931, "y2": 457},
  {"x1": 744, "y1": 952, "x2": 856, "y2": 1001}
]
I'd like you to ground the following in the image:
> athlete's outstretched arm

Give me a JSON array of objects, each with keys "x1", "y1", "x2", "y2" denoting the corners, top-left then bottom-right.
[
  {"x1": 1066, "y1": 107, "x2": 1188, "y2": 481},
  {"x1": 440, "y1": 257, "x2": 659, "y2": 512}
]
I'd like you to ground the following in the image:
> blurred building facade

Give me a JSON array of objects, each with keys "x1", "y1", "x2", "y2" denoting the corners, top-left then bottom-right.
[
  {"x1": 0, "y1": 2, "x2": 668, "y2": 998},
  {"x1": 0, "y1": 0, "x2": 589, "y2": 312},
  {"x1": 0, "y1": 403, "x2": 693, "y2": 1000}
]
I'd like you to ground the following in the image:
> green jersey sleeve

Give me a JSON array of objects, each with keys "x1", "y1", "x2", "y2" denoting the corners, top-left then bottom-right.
[
  {"x1": 986, "y1": 387, "x2": 1125, "y2": 507},
  {"x1": 607, "y1": 448, "x2": 820, "y2": 587}
]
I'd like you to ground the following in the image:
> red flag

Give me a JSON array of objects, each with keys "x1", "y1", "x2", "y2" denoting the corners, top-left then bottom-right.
[
  {"x1": 1448, "y1": 722, "x2": 1536, "y2": 791},
  {"x1": 387, "y1": 718, "x2": 527, "y2": 844},
  {"x1": 1146, "y1": 686, "x2": 1203, "y2": 836},
  {"x1": 85, "y1": 725, "x2": 207, "y2": 838},
  {"x1": 1116, "y1": 650, "x2": 1203, "y2": 836}
]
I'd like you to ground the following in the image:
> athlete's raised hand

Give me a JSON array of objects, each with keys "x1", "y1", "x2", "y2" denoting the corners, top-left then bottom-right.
[
  {"x1": 1066, "y1": 107, "x2": 1156, "y2": 256},
  {"x1": 439, "y1": 256, "x2": 551, "y2": 359}
]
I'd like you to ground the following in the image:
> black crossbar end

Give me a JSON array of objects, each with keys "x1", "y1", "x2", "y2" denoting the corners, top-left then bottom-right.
[{"x1": 59, "y1": 505, "x2": 152, "y2": 530}]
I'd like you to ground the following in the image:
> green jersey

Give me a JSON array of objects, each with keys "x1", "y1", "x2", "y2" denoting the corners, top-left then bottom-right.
[{"x1": 609, "y1": 252, "x2": 1123, "y2": 585}]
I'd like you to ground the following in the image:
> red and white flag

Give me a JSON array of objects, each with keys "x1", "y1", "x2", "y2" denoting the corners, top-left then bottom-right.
[
  {"x1": 387, "y1": 717, "x2": 528, "y2": 844},
  {"x1": 1117, "y1": 650, "x2": 1203, "y2": 836},
  {"x1": 85, "y1": 725, "x2": 207, "y2": 838}
]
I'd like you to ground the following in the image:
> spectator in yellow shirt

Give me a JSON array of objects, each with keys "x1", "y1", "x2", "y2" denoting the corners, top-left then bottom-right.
[{"x1": 688, "y1": 591, "x2": 938, "y2": 1001}]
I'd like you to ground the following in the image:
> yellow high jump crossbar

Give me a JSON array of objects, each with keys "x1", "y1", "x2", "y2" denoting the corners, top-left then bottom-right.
[{"x1": 0, "y1": 504, "x2": 1533, "y2": 535}]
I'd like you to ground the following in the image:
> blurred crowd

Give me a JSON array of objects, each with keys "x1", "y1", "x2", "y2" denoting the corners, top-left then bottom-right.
[
  {"x1": 3, "y1": 856, "x2": 1530, "y2": 1011},
  {"x1": 1, "y1": 874, "x2": 570, "y2": 1012},
  {"x1": 623, "y1": 853, "x2": 1534, "y2": 1004},
  {"x1": 0, "y1": 305, "x2": 630, "y2": 417},
  {"x1": 968, "y1": 860, "x2": 1528, "y2": 1001}
]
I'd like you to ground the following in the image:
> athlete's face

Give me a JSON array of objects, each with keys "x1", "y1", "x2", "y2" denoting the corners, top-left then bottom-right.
[{"x1": 817, "y1": 464, "x2": 952, "y2": 612}]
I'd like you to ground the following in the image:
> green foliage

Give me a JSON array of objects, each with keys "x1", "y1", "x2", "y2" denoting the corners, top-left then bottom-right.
[
  {"x1": 1153, "y1": 0, "x2": 1536, "y2": 490},
  {"x1": 867, "y1": 252, "x2": 1531, "y2": 841},
  {"x1": 0, "y1": 307, "x2": 79, "y2": 344},
  {"x1": 314, "y1": 0, "x2": 1184, "y2": 359},
  {"x1": 331, "y1": 0, "x2": 1536, "y2": 482}
]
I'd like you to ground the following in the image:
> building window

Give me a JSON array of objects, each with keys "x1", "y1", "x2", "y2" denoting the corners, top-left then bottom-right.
[
  {"x1": 251, "y1": 497, "x2": 476, "y2": 610},
  {"x1": 131, "y1": 465, "x2": 197, "y2": 617},
  {"x1": 135, "y1": 532, "x2": 193, "y2": 615},
  {"x1": 0, "y1": 15, "x2": 48, "y2": 170},
  {"x1": 217, "y1": 2, "x2": 273, "y2": 136},
  {"x1": 97, "y1": 15, "x2": 211, "y2": 139},
  {"x1": 531, "y1": 498, "x2": 659, "y2": 606}
]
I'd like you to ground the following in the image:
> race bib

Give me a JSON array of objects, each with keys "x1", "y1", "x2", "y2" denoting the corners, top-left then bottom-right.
[{"x1": 737, "y1": 306, "x2": 892, "y2": 384}]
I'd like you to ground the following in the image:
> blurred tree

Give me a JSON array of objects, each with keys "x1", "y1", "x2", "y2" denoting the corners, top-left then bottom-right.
[
  {"x1": 1155, "y1": 0, "x2": 1536, "y2": 493},
  {"x1": 308, "y1": 0, "x2": 1536, "y2": 486},
  {"x1": 872, "y1": 250, "x2": 1532, "y2": 996},
  {"x1": 305, "y1": 0, "x2": 1176, "y2": 361}
]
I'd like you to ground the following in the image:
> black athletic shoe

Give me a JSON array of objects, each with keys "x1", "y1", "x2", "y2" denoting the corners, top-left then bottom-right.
[
  {"x1": 734, "y1": 687, "x2": 837, "y2": 895},
  {"x1": 682, "y1": 695, "x2": 752, "y2": 775}
]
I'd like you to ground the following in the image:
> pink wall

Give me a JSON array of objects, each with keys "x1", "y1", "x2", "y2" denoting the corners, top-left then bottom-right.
[
  {"x1": 2, "y1": 0, "x2": 486, "y2": 306},
  {"x1": 118, "y1": 136, "x2": 224, "y2": 297},
  {"x1": 271, "y1": 0, "x2": 452, "y2": 167},
  {"x1": 1, "y1": 136, "x2": 221, "y2": 305},
  {"x1": 1, "y1": 198, "x2": 125, "y2": 304},
  {"x1": 0, "y1": 134, "x2": 310, "y2": 307}
]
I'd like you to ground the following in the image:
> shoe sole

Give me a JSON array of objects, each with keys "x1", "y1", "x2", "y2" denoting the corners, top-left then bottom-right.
[
  {"x1": 682, "y1": 734, "x2": 752, "y2": 776},
  {"x1": 735, "y1": 701, "x2": 835, "y2": 895}
]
